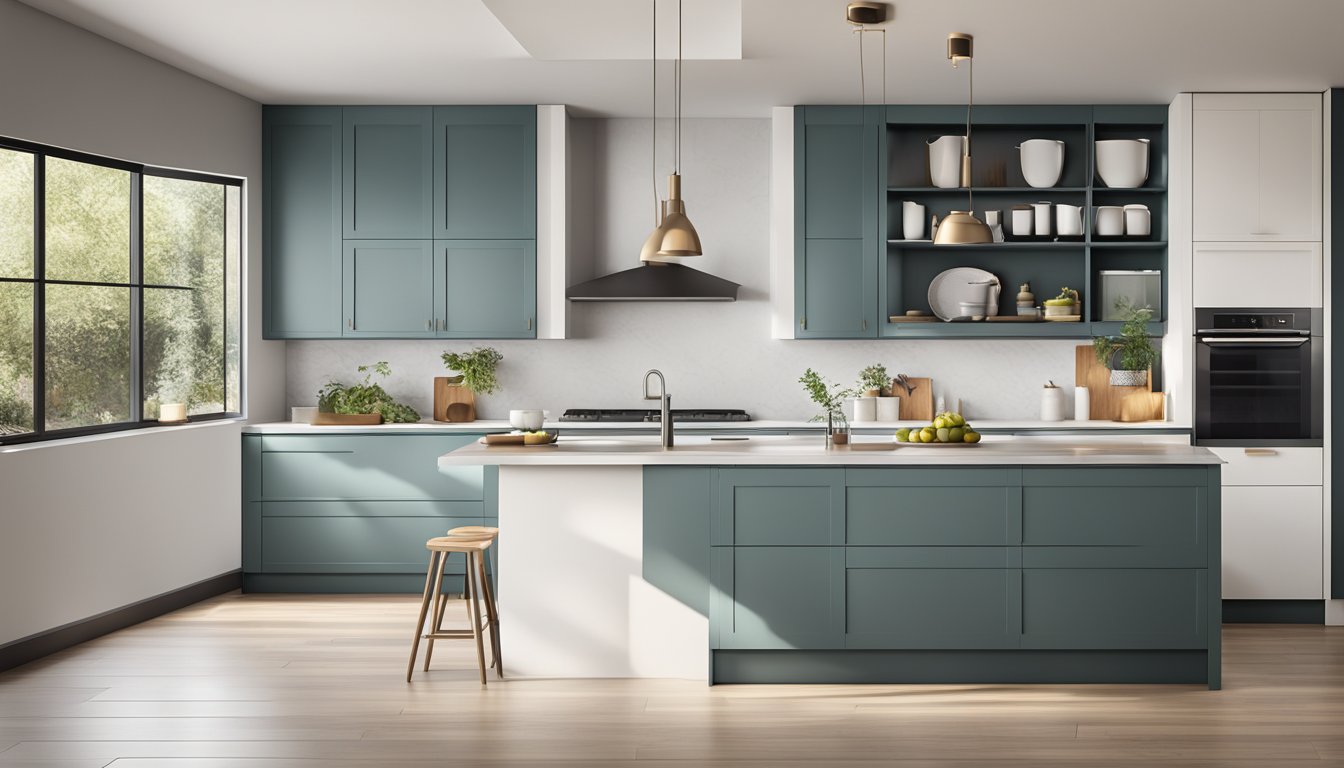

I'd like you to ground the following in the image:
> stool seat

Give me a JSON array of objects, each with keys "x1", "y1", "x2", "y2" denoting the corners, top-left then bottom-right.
[
  {"x1": 448, "y1": 525, "x2": 498, "y2": 536},
  {"x1": 426, "y1": 536, "x2": 492, "y2": 553}
]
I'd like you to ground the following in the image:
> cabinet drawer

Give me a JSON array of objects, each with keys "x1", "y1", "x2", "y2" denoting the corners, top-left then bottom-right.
[
  {"x1": 1193, "y1": 243, "x2": 1322, "y2": 307},
  {"x1": 1021, "y1": 569, "x2": 1207, "y2": 649},
  {"x1": 846, "y1": 486, "x2": 1016, "y2": 545},
  {"x1": 1207, "y1": 446, "x2": 1322, "y2": 486},
  {"x1": 713, "y1": 546, "x2": 842, "y2": 650},
  {"x1": 260, "y1": 515, "x2": 486, "y2": 573},
  {"x1": 1022, "y1": 485, "x2": 1205, "y2": 567},
  {"x1": 1222, "y1": 485, "x2": 1323, "y2": 599},
  {"x1": 845, "y1": 566, "x2": 1018, "y2": 648},
  {"x1": 259, "y1": 435, "x2": 483, "y2": 500},
  {"x1": 715, "y1": 469, "x2": 842, "y2": 546}
]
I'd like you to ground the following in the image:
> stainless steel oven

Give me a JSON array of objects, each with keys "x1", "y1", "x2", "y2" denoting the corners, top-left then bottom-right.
[{"x1": 1194, "y1": 308, "x2": 1322, "y2": 446}]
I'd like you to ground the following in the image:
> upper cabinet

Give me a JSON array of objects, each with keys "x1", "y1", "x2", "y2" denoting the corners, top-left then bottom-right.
[
  {"x1": 342, "y1": 107, "x2": 433, "y2": 239},
  {"x1": 263, "y1": 107, "x2": 344, "y2": 338},
  {"x1": 434, "y1": 107, "x2": 537, "y2": 240},
  {"x1": 1193, "y1": 93, "x2": 1322, "y2": 242},
  {"x1": 263, "y1": 105, "x2": 542, "y2": 340}
]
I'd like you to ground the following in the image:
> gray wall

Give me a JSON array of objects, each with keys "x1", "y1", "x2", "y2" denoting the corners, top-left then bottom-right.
[
  {"x1": 0, "y1": 0, "x2": 284, "y2": 645},
  {"x1": 287, "y1": 118, "x2": 1080, "y2": 421}
]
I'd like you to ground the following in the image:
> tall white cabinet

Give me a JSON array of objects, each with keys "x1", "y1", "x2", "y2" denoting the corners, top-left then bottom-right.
[{"x1": 1187, "y1": 92, "x2": 1326, "y2": 606}]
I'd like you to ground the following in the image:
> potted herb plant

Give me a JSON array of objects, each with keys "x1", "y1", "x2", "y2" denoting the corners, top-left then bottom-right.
[
  {"x1": 316, "y1": 362, "x2": 420, "y2": 425},
  {"x1": 1093, "y1": 300, "x2": 1158, "y2": 387},
  {"x1": 800, "y1": 368, "x2": 853, "y2": 445},
  {"x1": 436, "y1": 347, "x2": 503, "y2": 422},
  {"x1": 858, "y1": 364, "x2": 890, "y2": 398}
]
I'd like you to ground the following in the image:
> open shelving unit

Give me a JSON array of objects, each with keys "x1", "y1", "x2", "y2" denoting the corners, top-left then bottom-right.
[{"x1": 877, "y1": 104, "x2": 1169, "y2": 339}]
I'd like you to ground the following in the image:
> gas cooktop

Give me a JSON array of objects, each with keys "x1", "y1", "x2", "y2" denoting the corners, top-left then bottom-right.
[{"x1": 559, "y1": 409, "x2": 751, "y2": 423}]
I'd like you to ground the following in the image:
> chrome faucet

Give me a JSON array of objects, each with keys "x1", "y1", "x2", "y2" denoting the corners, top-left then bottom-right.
[{"x1": 643, "y1": 369, "x2": 673, "y2": 448}]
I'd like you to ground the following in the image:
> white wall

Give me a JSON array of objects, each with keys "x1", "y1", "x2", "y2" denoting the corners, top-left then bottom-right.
[
  {"x1": 287, "y1": 118, "x2": 1085, "y2": 421},
  {"x1": 0, "y1": 0, "x2": 284, "y2": 645}
]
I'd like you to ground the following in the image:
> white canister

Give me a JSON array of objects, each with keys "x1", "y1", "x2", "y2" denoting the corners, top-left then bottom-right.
[
  {"x1": 1056, "y1": 204, "x2": 1083, "y2": 236},
  {"x1": 1124, "y1": 204, "x2": 1151, "y2": 236},
  {"x1": 1032, "y1": 202, "x2": 1052, "y2": 236},
  {"x1": 1011, "y1": 206, "x2": 1034, "y2": 237},
  {"x1": 1074, "y1": 387, "x2": 1091, "y2": 421},
  {"x1": 875, "y1": 396, "x2": 900, "y2": 423},
  {"x1": 1041, "y1": 385, "x2": 1065, "y2": 422},
  {"x1": 928, "y1": 135, "x2": 967, "y2": 189},
  {"x1": 1017, "y1": 139, "x2": 1065, "y2": 188},
  {"x1": 902, "y1": 201, "x2": 926, "y2": 239},
  {"x1": 1095, "y1": 206, "x2": 1124, "y2": 236},
  {"x1": 983, "y1": 209, "x2": 1004, "y2": 243},
  {"x1": 852, "y1": 397, "x2": 877, "y2": 423}
]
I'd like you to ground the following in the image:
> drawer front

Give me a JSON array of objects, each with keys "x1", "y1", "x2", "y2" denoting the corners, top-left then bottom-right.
[
  {"x1": 845, "y1": 567, "x2": 1019, "y2": 648},
  {"x1": 713, "y1": 546, "x2": 842, "y2": 650},
  {"x1": 260, "y1": 435, "x2": 483, "y2": 500},
  {"x1": 1208, "y1": 446, "x2": 1322, "y2": 486},
  {"x1": 1193, "y1": 243, "x2": 1322, "y2": 307},
  {"x1": 1021, "y1": 569, "x2": 1207, "y2": 649},
  {"x1": 715, "y1": 469, "x2": 843, "y2": 546},
  {"x1": 1222, "y1": 485, "x2": 1323, "y2": 599},
  {"x1": 261, "y1": 501, "x2": 486, "y2": 519},
  {"x1": 846, "y1": 486, "x2": 1017, "y2": 545},
  {"x1": 1022, "y1": 485, "x2": 1205, "y2": 567},
  {"x1": 260, "y1": 515, "x2": 487, "y2": 573}
]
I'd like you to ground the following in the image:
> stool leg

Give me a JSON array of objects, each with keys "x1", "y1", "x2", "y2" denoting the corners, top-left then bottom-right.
[
  {"x1": 422, "y1": 549, "x2": 449, "y2": 672},
  {"x1": 476, "y1": 544, "x2": 503, "y2": 678},
  {"x1": 406, "y1": 550, "x2": 441, "y2": 683},
  {"x1": 473, "y1": 554, "x2": 494, "y2": 685}
]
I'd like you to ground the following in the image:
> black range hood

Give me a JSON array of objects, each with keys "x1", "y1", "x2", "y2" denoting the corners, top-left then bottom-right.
[{"x1": 566, "y1": 262, "x2": 739, "y2": 302}]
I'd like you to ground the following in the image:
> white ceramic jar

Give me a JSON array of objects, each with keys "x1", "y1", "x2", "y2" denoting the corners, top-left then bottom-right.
[
  {"x1": 1096, "y1": 205, "x2": 1125, "y2": 236},
  {"x1": 1095, "y1": 138, "x2": 1150, "y2": 188},
  {"x1": 1041, "y1": 385, "x2": 1065, "y2": 422},
  {"x1": 1124, "y1": 204, "x2": 1151, "y2": 236},
  {"x1": 902, "y1": 201, "x2": 926, "y2": 239},
  {"x1": 1017, "y1": 139, "x2": 1065, "y2": 188},
  {"x1": 852, "y1": 397, "x2": 877, "y2": 423},
  {"x1": 875, "y1": 397, "x2": 900, "y2": 423},
  {"x1": 928, "y1": 135, "x2": 966, "y2": 189}
]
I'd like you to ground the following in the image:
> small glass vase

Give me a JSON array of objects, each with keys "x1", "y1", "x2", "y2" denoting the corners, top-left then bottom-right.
[{"x1": 827, "y1": 412, "x2": 850, "y2": 446}]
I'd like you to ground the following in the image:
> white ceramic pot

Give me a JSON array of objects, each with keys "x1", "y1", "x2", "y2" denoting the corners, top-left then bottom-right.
[
  {"x1": 1095, "y1": 205, "x2": 1125, "y2": 236},
  {"x1": 1095, "y1": 139, "x2": 1150, "y2": 188},
  {"x1": 1017, "y1": 139, "x2": 1065, "y2": 188},
  {"x1": 902, "y1": 200, "x2": 926, "y2": 239},
  {"x1": 1056, "y1": 204, "x2": 1083, "y2": 236},
  {"x1": 1124, "y1": 204, "x2": 1151, "y2": 236},
  {"x1": 509, "y1": 409, "x2": 545, "y2": 431},
  {"x1": 852, "y1": 397, "x2": 877, "y2": 423},
  {"x1": 1032, "y1": 202, "x2": 1053, "y2": 236},
  {"x1": 875, "y1": 397, "x2": 900, "y2": 423},
  {"x1": 1011, "y1": 206, "x2": 1034, "y2": 237},
  {"x1": 1040, "y1": 387, "x2": 1065, "y2": 422},
  {"x1": 928, "y1": 135, "x2": 966, "y2": 189},
  {"x1": 958, "y1": 301, "x2": 987, "y2": 317}
]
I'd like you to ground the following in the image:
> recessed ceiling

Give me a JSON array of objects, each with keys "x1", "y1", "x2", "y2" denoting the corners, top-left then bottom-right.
[{"x1": 17, "y1": 0, "x2": 1344, "y2": 117}]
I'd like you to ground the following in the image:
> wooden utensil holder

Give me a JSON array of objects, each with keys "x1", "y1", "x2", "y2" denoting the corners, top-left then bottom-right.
[{"x1": 434, "y1": 377, "x2": 476, "y2": 422}]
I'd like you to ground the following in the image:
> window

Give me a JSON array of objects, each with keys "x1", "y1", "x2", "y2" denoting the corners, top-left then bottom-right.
[{"x1": 0, "y1": 138, "x2": 242, "y2": 443}]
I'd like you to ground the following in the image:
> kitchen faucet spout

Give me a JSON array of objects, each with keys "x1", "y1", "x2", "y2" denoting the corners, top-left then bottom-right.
[{"x1": 643, "y1": 369, "x2": 673, "y2": 448}]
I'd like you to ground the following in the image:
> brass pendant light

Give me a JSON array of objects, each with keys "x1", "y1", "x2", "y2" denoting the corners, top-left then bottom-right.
[
  {"x1": 933, "y1": 32, "x2": 992, "y2": 245},
  {"x1": 640, "y1": 0, "x2": 702, "y2": 263}
]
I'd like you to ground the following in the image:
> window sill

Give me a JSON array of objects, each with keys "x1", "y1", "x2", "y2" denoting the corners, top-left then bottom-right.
[{"x1": 0, "y1": 417, "x2": 246, "y2": 455}]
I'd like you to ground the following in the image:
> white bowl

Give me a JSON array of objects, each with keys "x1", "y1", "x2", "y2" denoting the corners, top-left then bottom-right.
[
  {"x1": 958, "y1": 302, "x2": 987, "y2": 317},
  {"x1": 1095, "y1": 139, "x2": 1150, "y2": 188},
  {"x1": 509, "y1": 409, "x2": 545, "y2": 431}
]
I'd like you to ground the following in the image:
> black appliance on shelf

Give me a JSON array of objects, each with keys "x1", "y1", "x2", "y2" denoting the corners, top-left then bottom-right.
[
  {"x1": 560, "y1": 409, "x2": 751, "y2": 423},
  {"x1": 1194, "y1": 308, "x2": 1322, "y2": 447}
]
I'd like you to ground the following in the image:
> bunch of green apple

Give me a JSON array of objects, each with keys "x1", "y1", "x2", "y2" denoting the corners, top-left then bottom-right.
[{"x1": 895, "y1": 412, "x2": 982, "y2": 444}]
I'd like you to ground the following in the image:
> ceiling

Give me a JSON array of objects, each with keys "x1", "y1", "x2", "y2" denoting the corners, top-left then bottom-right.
[{"x1": 19, "y1": 0, "x2": 1344, "y2": 117}]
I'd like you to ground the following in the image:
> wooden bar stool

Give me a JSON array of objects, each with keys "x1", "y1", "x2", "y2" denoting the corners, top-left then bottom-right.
[
  {"x1": 406, "y1": 536, "x2": 502, "y2": 683},
  {"x1": 444, "y1": 525, "x2": 500, "y2": 673}
]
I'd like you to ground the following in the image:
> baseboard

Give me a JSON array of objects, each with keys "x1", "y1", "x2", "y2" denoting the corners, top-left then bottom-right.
[
  {"x1": 1222, "y1": 599, "x2": 1325, "y2": 624},
  {"x1": 0, "y1": 570, "x2": 242, "y2": 673}
]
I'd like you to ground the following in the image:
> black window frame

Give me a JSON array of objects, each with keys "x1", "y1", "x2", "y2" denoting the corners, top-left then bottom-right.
[{"x1": 0, "y1": 135, "x2": 244, "y2": 446}]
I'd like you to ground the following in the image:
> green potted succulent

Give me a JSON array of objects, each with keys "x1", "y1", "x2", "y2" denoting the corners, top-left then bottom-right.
[
  {"x1": 316, "y1": 362, "x2": 420, "y2": 424},
  {"x1": 1093, "y1": 299, "x2": 1158, "y2": 387},
  {"x1": 800, "y1": 368, "x2": 853, "y2": 444},
  {"x1": 436, "y1": 347, "x2": 503, "y2": 422}
]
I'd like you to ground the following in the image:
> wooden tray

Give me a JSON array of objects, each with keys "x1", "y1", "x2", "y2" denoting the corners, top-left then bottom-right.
[
  {"x1": 887, "y1": 315, "x2": 938, "y2": 323},
  {"x1": 1042, "y1": 315, "x2": 1082, "y2": 322},
  {"x1": 481, "y1": 432, "x2": 559, "y2": 446},
  {"x1": 311, "y1": 412, "x2": 382, "y2": 426},
  {"x1": 985, "y1": 315, "x2": 1042, "y2": 322}
]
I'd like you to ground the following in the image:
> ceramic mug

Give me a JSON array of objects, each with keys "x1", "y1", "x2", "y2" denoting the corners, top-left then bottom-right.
[
  {"x1": 902, "y1": 201, "x2": 926, "y2": 240},
  {"x1": 1011, "y1": 206, "x2": 1034, "y2": 237},
  {"x1": 1124, "y1": 204, "x2": 1151, "y2": 236},
  {"x1": 1032, "y1": 202, "x2": 1053, "y2": 236},
  {"x1": 509, "y1": 409, "x2": 545, "y2": 431},
  {"x1": 1095, "y1": 205, "x2": 1125, "y2": 236},
  {"x1": 1056, "y1": 204, "x2": 1083, "y2": 236}
]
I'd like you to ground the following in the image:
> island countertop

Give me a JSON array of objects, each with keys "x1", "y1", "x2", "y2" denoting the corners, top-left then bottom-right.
[{"x1": 437, "y1": 434, "x2": 1222, "y2": 467}]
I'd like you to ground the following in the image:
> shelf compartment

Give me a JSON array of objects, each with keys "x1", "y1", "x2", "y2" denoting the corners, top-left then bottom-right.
[
  {"x1": 886, "y1": 248, "x2": 1087, "y2": 322},
  {"x1": 889, "y1": 241, "x2": 1087, "y2": 251},
  {"x1": 887, "y1": 186, "x2": 1089, "y2": 194},
  {"x1": 886, "y1": 123, "x2": 1090, "y2": 190}
]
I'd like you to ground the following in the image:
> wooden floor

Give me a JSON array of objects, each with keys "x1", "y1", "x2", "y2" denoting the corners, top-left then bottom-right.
[{"x1": 1, "y1": 595, "x2": 1343, "y2": 767}]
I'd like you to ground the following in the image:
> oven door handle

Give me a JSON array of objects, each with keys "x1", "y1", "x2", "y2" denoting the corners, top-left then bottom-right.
[{"x1": 1199, "y1": 336, "x2": 1309, "y2": 347}]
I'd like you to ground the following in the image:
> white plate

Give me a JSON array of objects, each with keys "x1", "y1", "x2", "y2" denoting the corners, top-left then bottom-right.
[{"x1": 927, "y1": 267, "x2": 1000, "y2": 321}]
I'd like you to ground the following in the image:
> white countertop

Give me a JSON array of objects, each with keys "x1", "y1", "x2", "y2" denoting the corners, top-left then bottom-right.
[
  {"x1": 436, "y1": 434, "x2": 1222, "y2": 467},
  {"x1": 245, "y1": 418, "x2": 1191, "y2": 434}
]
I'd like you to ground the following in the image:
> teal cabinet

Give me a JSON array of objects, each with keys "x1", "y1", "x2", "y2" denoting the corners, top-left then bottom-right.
[
  {"x1": 263, "y1": 107, "x2": 343, "y2": 338},
  {"x1": 434, "y1": 239, "x2": 536, "y2": 338},
  {"x1": 342, "y1": 240, "x2": 436, "y2": 337},
  {"x1": 433, "y1": 106, "x2": 536, "y2": 240},
  {"x1": 714, "y1": 469, "x2": 844, "y2": 546},
  {"x1": 712, "y1": 546, "x2": 844, "y2": 650},
  {"x1": 798, "y1": 239, "x2": 873, "y2": 337},
  {"x1": 243, "y1": 433, "x2": 499, "y2": 593},
  {"x1": 1021, "y1": 568, "x2": 1208, "y2": 649},
  {"x1": 342, "y1": 107, "x2": 433, "y2": 239}
]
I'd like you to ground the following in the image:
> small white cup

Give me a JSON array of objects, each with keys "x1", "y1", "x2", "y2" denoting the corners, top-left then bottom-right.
[
  {"x1": 1124, "y1": 204, "x2": 1151, "y2": 236},
  {"x1": 509, "y1": 409, "x2": 545, "y2": 431},
  {"x1": 1095, "y1": 206, "x2": 1124, "y2": 236},
  {"x1": 1011, "y1": 207, "x2": 1034, "y2": 237},
  {"x1": 902, "y1": 201, "x2": 926, "y2": 240}
]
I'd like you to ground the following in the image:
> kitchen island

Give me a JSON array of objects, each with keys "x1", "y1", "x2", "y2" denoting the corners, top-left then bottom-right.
[{"x1": 438, "y1": 435, "x2": 1224, "y2": 689}]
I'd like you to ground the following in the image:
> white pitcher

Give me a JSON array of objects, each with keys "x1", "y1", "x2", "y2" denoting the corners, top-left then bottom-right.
[
  {"x1": 928, "y1": 135, "x2": 966, "y2": 188},
  {"x1": 1017, "y1": 139, "x2": 1065, "y2": 188},
  {"x1": 902, "y1": 201, "x2": 926, "y2": 239},
  {"x1": 1056, "y1": 204, "x2": 1083, "y2": 236}
]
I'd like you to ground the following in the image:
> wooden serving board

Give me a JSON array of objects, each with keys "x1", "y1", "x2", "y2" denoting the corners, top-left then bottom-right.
[
  {"x1": 433, "y1": 377, "x2": 476, "y2": 422},
  {"x1": 894, "y1": 377, "x2": 934, "y2": 421},
  {"x1": 1074, "y1": 346, "x2": 1162, "y2": 421},
  {"x1": 1043, "y1": 315, "x2": 1083, "y2": 322},
  {"x1": 481, "y1": 432, "x2": 559, "y2": 446},
  {"x1": 985, "y1": 315, "x2": 1043, "y2": 322}
]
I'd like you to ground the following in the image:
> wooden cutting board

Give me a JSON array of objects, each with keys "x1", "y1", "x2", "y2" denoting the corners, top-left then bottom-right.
[
  {"x1": 895, "y1": 377, "x2": 934, "y2": 421},
  {"x1": 1074, "y1": 346, "x2": 1162, "y2": 421}
]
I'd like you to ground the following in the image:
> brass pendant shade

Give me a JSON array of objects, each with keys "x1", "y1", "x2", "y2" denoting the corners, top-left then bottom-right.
[
  {"x1": 933, "y1": 211, "x2": 992, "y2": 245},
  {"x1": 640, "y1": 173, "x2": 702, "y2": 262}
]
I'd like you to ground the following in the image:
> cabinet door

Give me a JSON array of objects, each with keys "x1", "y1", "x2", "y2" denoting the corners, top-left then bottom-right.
[
  {"x1": 1021, "y1": 568, "x2": 1208, "y2": 649},
  {"x1": 1222, "y1": 485, "x2": 1323, "y2": 599},
  {"x1": 434, "y1": 106, "x2": 536, "y2": 239},
  {"x1": 434, "y1": 240, "x2": 536, "y2": 338},
  {"x1": 712, "y1": 546, "x2": 844, "y2": 650},
  {"x1": 714, "y1": 468, "x2": 845, "y2": 546},
  {"x1": 1193, "y1": 94, "x2": 1322, "y2": 241},
  {"x1": 800, "y1": 107, "x2": 866, "y2": 238},
  {"x1": 797, "y1": 239, "x2": 874, "y2": 338},
  {"x1": 1192, "y1": 242, "x2": 1322, "y2": 306},
  {"x1": 343, "y1": 107, "x2": 433, "y2": 239},
  {"x1": 342, "y1": 240, "x2": 436, "y2": 337},
  {"x1": 263, "y1": 107, "x2": 342, "y2": 338}
]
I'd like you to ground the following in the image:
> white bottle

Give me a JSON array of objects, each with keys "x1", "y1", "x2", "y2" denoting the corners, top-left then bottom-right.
[
  {"x1": 1041, "y1": 382, "x2": 1064, "y2": 422},
  {"x1": 1074, "y1": 386, "x2": 1090, "y2": 422}
]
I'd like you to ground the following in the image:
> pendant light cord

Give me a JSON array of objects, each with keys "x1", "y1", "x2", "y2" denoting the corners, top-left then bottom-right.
[
  {"x1": 651, "y1": 0, "x2": 658, "y2": 225},
  {"x1": 853, "y1": 29, "x2": 886, "y2": 105},
  {"x1": 675, "y1": 0, "x2": 682, "y2": 174},
  {"x1": 965, "y1": 57, "x2": 974, "y2": 212}
]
